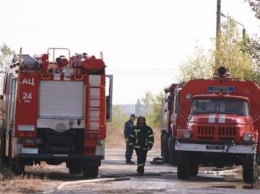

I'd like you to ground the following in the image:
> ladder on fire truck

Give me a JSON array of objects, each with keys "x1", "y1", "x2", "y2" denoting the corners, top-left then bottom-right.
[{"x1": 88, "y1": 75, "x2": 103, "y2": 131}]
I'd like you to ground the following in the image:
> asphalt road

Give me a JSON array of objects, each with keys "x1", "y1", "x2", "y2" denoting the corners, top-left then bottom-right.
[{"x1": 25, "y1": 148, "x2": 260, "y2": 194}]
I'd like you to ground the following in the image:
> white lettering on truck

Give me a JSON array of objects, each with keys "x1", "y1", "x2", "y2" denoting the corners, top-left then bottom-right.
[
  {"x1": 22, "y1": 78, "x2": 34, "y2": 86},
  {"x1": 23, "y1": 92, "x2": 32, "y2": 103}
]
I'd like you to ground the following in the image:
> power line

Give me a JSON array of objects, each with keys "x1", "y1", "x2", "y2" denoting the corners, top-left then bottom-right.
[
  {"x1": 108, "y1": 68, "x2": 178, "y2": 72},
  {"x1": 107, "y1": 68, "x2": 178, "y2": 75},
  {"x1": 107, "y1": 72, "x2": 178, "y2": 75}
]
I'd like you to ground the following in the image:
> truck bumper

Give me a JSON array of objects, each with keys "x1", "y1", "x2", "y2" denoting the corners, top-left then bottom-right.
[
  {"x1": 17, "y1": 154, "x2": 103, "y2": 166},
  {"x1": 175, "y1": 140, "x2": 257, "y2": 154}
]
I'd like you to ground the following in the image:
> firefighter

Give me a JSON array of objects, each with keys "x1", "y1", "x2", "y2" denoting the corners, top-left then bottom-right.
[
  {"x1": 128, "y1": 115, "x2": 154, "y2": 175},
  {"x1": 124, "y1": 114, "x2": 137, "y2": 164}
]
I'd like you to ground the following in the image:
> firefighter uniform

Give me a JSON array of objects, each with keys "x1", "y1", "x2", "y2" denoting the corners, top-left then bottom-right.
[
  {"x1": 128, "y1": 116, "x2": 154, "y2": 175},
  {"x1": 124, "y1": 114, "x2": 136, "y2": 164}
]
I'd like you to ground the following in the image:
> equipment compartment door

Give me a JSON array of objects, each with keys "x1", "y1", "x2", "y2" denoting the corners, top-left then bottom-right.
[{"x1": 39, "y1": 81, "x2": 84, "y2": 119}]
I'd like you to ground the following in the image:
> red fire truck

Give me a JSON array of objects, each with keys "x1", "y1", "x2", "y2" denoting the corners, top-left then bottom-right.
[
  {"x1": 161, "y1": 67, "x2": 260, "y2": 182},
  {"x1": 161, "y1": 83, "x2": 178, "y2": 165},
  {"x1": 0, "y1": 48, "x2": 113, "y2": 178}
]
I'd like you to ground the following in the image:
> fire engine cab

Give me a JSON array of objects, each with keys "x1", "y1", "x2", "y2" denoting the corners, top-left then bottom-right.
[
  {"x1": 161, "y1": 67, "x2": 260, "y2": 182},
  {"x1": 0, "y1": 48, "x2": 113, "y2": 178}
]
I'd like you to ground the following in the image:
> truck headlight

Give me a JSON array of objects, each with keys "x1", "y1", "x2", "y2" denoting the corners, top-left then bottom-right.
[
  {"x1": 62, "y1": 66, "x2": 67, "y2": 73},
  {"x1": 97, "y1": 140, "x2": 104, "y2": 146},
  {"x1": 243, "y1": 133, "x2": 252, "y2": 142},
  {"x1": 183, "y1": 130, "x2": 191, "y2": 138}
]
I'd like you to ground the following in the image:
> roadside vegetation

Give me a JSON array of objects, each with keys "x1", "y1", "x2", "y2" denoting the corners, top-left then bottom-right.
[
  {"x1": 106, "y1": 92, "x2": 163, "y2": 149},
  {"x1": 0, "y1": 165, "x2": 42, "y2": 193},
  {"x1": 179, "y1": 17, "x2": 259, "y2": 82},
  {"x1": 177, "y1": 1, "x2": 260, "y2": 82}
]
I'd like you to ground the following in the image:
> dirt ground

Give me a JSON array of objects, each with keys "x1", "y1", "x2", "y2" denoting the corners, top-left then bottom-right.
[
  {"x1": 49, "y1": 149, "x2": 260, "y2": 194},
  {"x1": 0, "y1": 126, "x2": 163, "y2": 193},
  {"x1": 1, "y1": 148, "x2": 260, "y2": 194}
]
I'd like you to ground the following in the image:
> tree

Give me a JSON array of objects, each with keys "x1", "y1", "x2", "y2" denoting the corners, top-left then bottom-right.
[
  {"x1": 106, "y1": 105, "x2": 128, "y2": 147},
  {"x1": 215, "y1": 18, "x2": 254, "y2": 80},
  {"x1": 151, "y1": 92, "x2": 164, "y2": 130},
  {"x1": 0, "y1": 43, "x2": 14, "y2": 73},
  {"x1": 242, "y1": 1, "x2": 260, "y2": 77},
  {"x1": 107, "y1": 105, "x2": 128, "y2": 128},
  {"x1": 139, "y1": 91, "x2": 163, "y2": 131},
  {"x1": 247, "y1": 0, "x2": 260, "y2": 19},
  {"x1": 178, "y1": 45, "x2": 214, "y2": 82},
  {"x1": 0, "y1": 43, "x2": 14, "y2": 94},
  {"x1": 178, "y1": 17, "x2": 255, "y2": 82}
]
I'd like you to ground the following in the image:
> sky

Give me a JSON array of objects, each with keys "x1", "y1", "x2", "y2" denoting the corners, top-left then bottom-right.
[{"x1": 1, "y1": 0, "x2": 259, "y2": 104}]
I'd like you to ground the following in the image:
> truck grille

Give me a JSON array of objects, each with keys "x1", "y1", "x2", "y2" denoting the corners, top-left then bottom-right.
[{"x1": 197, "y1": 125, "x2": 236, "y2": 141}]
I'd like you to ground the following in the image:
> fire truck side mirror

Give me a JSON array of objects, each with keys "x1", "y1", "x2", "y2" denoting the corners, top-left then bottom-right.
[
  {"x1": 106, "y1": 95, "x2": 111, "y2": 121},
  {"x1": 106, "y1": 75, "x2": 113, "y2": 122},
  {"x1": 0, "y1": 95, "x2": 3, "y2": 100}
]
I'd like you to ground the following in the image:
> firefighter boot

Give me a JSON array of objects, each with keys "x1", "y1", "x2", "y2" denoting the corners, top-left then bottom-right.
[{"x1": 137, "y1": 166, "x2": 144, "y2": 175}]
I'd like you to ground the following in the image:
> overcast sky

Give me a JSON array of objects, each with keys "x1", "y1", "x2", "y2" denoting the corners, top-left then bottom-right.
[{"x1": 1, "y1": 0, "x2": 259, "y2": 104}]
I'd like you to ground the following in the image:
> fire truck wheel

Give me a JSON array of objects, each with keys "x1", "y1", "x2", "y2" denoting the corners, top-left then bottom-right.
[
  {"x1": 242, "y1": 154, "x2": 259, "y2": 182},
  {"x1": 0, "y1": 158, "x2": 3, "y2": 171},
  {"x1": 177, "y1": 152, "x2": 190, "y2": 180},
  {"x1": 83, "y1": 166, "x2": 99, "y2": 178},
  {"x1": 69, "y1": 166, "x2": 83, "y2": 174},
  {"x1": 0, "y1": 123, "x2": 7, "y2": 167},
  {"x1": 169, "y1": 136, "x2": 178, "y2": 166},
  {"x1": 162, "y1": 132, "x2": 169, "y2": 163},
  {"x1": 11, "y1": 159, "x2": 25, "y2": 175},
  {"x1": 189, "y1": 161, "x2": 199, "y2": 177}
]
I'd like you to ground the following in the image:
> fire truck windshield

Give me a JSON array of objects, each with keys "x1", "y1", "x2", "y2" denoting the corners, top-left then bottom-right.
[{"x1": 191, "y1": 99, "x2": 249, "y2": 116}]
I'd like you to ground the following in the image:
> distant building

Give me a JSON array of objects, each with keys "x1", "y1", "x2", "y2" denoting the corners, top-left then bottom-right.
[
  {"x1": 119, "y1": 99, "x2": 146, "y2": 117},
  {"x1": 120, "y1": 104, "x2": 136, "y2": 116}
]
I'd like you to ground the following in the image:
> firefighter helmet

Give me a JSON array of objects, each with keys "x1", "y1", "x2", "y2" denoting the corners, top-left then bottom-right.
[{"x1": 138, "y1": 115, "x2": 146, "y2": 121}]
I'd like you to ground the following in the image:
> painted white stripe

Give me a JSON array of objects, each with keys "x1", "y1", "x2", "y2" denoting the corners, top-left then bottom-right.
[
  {"x1": 208, "y1": 114, "x2": 216, "y2": 123},
  {"x1": 218, "y1": 114, "x2": 226, "y2": 124}
]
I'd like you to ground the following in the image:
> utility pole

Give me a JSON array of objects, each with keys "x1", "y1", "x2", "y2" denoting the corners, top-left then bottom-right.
[
  {"x1": 216, "y1": 0, "x2": 221, "y2": 38},
  {"x1": 216, "y1": 0, "x2": 221, "y2": 67}
]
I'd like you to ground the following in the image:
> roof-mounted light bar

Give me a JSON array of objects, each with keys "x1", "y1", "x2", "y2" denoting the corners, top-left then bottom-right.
[{"x1": 208, "y1": 86, "x2": 235, "y2": 93}]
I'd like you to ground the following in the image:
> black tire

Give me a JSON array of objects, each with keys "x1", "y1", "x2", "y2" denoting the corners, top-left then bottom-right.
[
  {"x1": 0, "y1": 122, "x2": 8, "y2": 167},
  {"x1": 169, "y1": 136, "x2": 178, "y2": 165},
  {"x1": 242, "y1": 154, "x2": 259, "y2": 182},
  {"x1": 8, "y1": 131, "x2": 24, "y2": 176},
  {"x1": 11, "y1": 159, "x2": 24, "y2": 176},
  {"x1": 177, "y1": 151, "x2": 190, "y2": 180},
  {"x1": 161, "y1": 132, "x2": 169, "y2": 163},
  {"x1": 190, "y1": 161, "x2": 199, "y2": 177},
  {"x1": 83, "y1": 166, "x2": 99, "y2": 178},
  {"x1": 69, "y1": 166, "x2": 82, "y2": 174}
]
